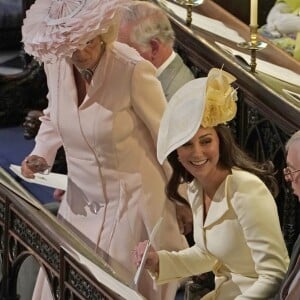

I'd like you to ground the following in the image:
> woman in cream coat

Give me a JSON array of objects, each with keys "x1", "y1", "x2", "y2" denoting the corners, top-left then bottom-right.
[
  {"x1": 20, "y1": 1, "x2": 187, "y2": 299},
  {"x1": 134, "y1": 69, "x2": 290, "y2": 299}
]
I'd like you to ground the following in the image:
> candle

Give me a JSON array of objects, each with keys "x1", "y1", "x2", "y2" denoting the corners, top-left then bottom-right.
[{"x1": 250, "y1": 0, "x2": 258, "y2": 26}]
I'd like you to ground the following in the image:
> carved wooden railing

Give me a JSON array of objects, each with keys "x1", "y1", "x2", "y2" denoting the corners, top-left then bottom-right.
[
  {"x1": 158, "y1": 0, "x2": 300, "y2": 253},
  {"x1": 0, "y1": 183, "x2": 142, "y2": 300}
]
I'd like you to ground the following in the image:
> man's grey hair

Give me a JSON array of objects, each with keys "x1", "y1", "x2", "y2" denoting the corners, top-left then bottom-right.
[
  {"x1": 286, "y1": 130, "x2": 300, "y2": 151},
  {"x1": 120, "y1": 1, "x2": 175, "y2": 51}
]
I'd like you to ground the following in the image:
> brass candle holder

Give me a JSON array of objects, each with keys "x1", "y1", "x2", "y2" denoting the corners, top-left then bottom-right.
[
  {"x1": 237, "y1": 25, "x2": 267, "y2": 73},
  {"x1": 174, "y1": 0, "x2": 203, "y2": 27}
]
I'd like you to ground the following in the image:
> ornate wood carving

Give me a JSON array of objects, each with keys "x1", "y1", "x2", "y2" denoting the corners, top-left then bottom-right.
[{"x1": 0, "y1": 186, "x2": 129, "y2": 300}]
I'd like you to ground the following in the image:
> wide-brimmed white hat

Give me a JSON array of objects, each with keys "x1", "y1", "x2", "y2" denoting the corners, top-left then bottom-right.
[
  {"x1": 157, "y1": 68, "x2": 238, "y2": 164},
  {"x1": 22, "y1": 0, "x2": 127, "y2": 63}
]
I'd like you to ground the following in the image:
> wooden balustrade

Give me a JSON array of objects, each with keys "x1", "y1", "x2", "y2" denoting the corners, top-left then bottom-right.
[{"x1": 0, "y1": 182, "x2": 142, "y2": 300}]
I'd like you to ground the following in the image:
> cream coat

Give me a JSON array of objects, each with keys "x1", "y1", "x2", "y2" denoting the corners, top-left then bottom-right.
[
  {"x1": 31, "y1": 42, "x2": 188, "y2": 300},
  {"x1": 156, "y1": 169, "x2": 289, "y2": 299}
]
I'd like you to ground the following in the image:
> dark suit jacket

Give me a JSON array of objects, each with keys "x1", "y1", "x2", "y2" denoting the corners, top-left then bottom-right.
[
  {"x1": 158, "y1": 53, "x2": 194, "y2": 101},
  {"x1": 274, "y1": 235, "x2": 300, "y2": 299}
]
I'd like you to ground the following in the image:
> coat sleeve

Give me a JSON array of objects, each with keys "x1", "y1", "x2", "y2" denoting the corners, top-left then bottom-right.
[
  {"x1": 231, "y1": 174, "x2": 289, "y2": 299},
  {"x1": 154, "y1": 245, "x2": 216, "y2": 284},
  {"x1": 30, "y1": 64, "x2": 63, "y2": 166},
  {"x1": 131, "y1": 60, "x2": 166, "y2": 146},
  {"x1": 130, "y1": 59, "x2": 172, "y2": 179}
]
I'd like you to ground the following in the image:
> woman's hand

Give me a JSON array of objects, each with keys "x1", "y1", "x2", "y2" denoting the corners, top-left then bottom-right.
[
  {"x1": 21, "y1": 155, "x2": 49, "y2": 178},
  {"x1": 53, "y1": 189, "x2": 65, "y2": 202},
  {"x1": 133, "y1": 240, "x2": 159, "y2": 274},
  {"x1": 176, "y1": 203, "x2": 193, "y2": 235}
]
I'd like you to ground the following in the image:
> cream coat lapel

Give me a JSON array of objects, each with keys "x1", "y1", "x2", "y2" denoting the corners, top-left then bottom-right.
[
  {"x1": 204, "y1": 179, "x2": 229, "y2": 228},
  {"x1": 188, "y1": 177, "x2": 230, "y2": 229}
]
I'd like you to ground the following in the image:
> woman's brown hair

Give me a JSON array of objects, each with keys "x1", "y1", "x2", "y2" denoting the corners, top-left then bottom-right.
[{"x1": 166, "y1": 124, "x2": 278, "y2": 204}]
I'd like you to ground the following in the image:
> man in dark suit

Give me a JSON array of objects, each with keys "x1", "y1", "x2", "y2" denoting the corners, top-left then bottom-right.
[
  {"x1": 275, "y1": 130, "x2": 300, "y2": 299},
  {"x1": 118, "y1": 1, "x2": 195, "y2": 101}
]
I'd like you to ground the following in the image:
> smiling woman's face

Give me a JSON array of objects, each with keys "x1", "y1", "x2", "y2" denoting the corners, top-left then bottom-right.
[
  {"x1": 177, "y1": 126, "x2": 221, "y2": 181},
  {"x1": 71, "y1": 36, "x2": 103, "y2": 70}
]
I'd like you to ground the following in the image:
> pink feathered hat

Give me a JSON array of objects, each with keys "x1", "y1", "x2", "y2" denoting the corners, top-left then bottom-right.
[{"x1": 22, "y1": 0, "x2": 128, "y2": 63}]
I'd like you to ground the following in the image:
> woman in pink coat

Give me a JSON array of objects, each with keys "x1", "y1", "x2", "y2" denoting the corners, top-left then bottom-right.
[{"x1": 20, "y1": 0, "x2": 188, "y2": 299}]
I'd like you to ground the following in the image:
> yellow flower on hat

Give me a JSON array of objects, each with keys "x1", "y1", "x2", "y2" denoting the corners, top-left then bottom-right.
[{"x1": 202, "y1": 68, "x2": 238, "y2": 128}]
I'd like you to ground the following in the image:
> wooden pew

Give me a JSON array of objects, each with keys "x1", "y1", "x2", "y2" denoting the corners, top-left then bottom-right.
[{"x1": 0, "y1": 177, "x2": 143, "y2": 300}]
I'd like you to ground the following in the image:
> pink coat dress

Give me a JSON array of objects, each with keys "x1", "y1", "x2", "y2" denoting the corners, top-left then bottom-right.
[{"x1": 31, "y1": 42, "x2": 188, "y2": 300}]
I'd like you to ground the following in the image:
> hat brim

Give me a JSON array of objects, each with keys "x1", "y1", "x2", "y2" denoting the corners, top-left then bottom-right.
[{"x1": 157, "y1": 77, "x2": 207, "y2": 164}]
